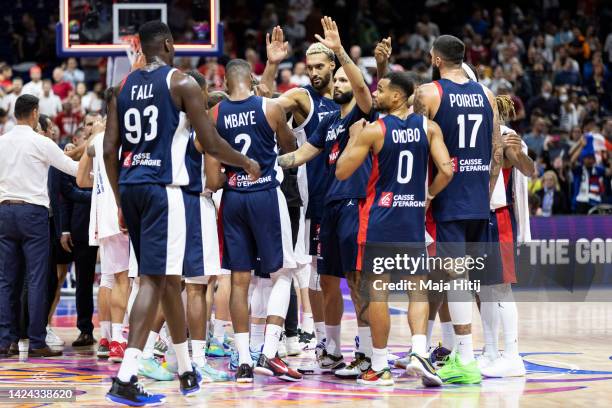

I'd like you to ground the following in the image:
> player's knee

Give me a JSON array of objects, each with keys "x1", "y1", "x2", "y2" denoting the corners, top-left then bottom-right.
[
  {"x1": 308, "y1": 268, "x2": 321, "y2": 291},
  {"x1": 270, "y1": 267, "x2": 292, "y2": 285},
  {"x1": 100, "y1": 273, "x2": 115, "y2": 289},
  {"x1": 295, "y1": 263, "x2": 311, "y2": 289}
]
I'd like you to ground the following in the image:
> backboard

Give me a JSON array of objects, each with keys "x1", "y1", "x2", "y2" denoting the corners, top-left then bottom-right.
[{"x1": 57, "y1": 0, "x2": 222, "y2": 57}]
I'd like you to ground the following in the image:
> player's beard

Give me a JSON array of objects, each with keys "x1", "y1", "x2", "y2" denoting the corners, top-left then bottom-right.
[
  {"x1": 431, "y1": 64, "x2": 441, "y2": 81},
  {"x1": 333, "y1": 90, "x2": 353, "y2": 105},
  {"x1": 311, "y1": 71, "x2": 332, "y2": 91}
]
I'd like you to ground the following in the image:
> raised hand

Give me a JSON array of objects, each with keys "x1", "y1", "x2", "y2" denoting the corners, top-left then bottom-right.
[
  {"x1": 374, "y1": 37, "x2": 392, "y2": 65},
  {"x1": 314, "y1": 16, "x2": 342, "y2": 53},
  {"x1": 266, "y1": 26, "x2": 289, "y2": 64}
]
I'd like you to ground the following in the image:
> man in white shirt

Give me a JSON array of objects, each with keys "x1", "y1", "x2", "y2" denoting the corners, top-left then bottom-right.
[
  {"x1": 0, "y1": 94, "x2": 79, "y2": 358},
  {"x1": 22, "y1": 66, "x2": 43, "y2": 99},
  {"x1": 1, "y1": 77, "x2": 24, "y2": 119},
  {"x1": 0, "y1": 108, "x2": 15, "y2": 135},
  {"x1": 38, "y1": 80, "x2": 63, "y2": 119}
]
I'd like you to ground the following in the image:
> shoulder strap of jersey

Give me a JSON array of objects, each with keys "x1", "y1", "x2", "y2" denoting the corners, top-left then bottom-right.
[
  {"x1": 211, "y1": 103, "x2": 221, "y2": 126},
  {"x1": 166, "y1": 67, "x2": 178, "y2": 90},
  {"x1": 292, "y1": 87, "x2": 314, "y2": 133},
  {"x1": 422, "y1": 114, "x2": 428, "y2": 134},
  {"x1": 433, "y1": 80, "x2": 443, "y2": 99},
  {"x1": 377, "y1": 117, "x2": 387, "y2": 136}
]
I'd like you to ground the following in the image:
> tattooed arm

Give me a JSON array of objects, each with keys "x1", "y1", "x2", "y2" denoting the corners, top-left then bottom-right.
[
  {"x1": 412, "y1": 83, "x2": 439, "y2": 119},
  {"x1": 483, "y1": 86, "x2": 504, "y2": 200},
  {"x1": 278, "y1": 143, "x2": 322, "y2": 168}
]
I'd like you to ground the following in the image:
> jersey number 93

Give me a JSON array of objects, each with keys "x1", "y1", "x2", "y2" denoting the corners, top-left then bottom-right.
[{"x1": 124, "y1": 106, "x2": 159, "y2": 144}]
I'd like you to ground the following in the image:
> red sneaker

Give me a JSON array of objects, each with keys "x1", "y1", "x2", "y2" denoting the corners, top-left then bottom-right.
[
  {"x1": 109, "y1": 341, "x2": 127, "y2": 363},
  {"x1": 97, "y1": 338, "x2": 110, "y2": 359},
  {"x1": 254, "y1": 354, "x2": 302, "y2": 382}
]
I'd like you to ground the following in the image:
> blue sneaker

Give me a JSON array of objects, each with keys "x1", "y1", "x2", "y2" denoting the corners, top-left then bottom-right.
[
  {"x1": 179, "y1": 363, "x2": 203, "y2": 396},
  {"x1": 138, "y1": 357, "x2": 174, "y2": 381},
  {"x1": 197, "y1": 362, "x2": 231, "y2": 382},
  {"x1": 106, "y1": 375, "x2": 165, "y2": 406},
  {"x1": 207, "y1": 338, "x2": 229, "y2": 357},
  {"x1": 228, "y1": 347, "x2": 261, "y2": 372}
]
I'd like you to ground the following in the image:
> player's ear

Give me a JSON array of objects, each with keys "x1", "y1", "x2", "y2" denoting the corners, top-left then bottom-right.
[{"x1": 329, "y1": 60, "x2": 336, "y2": 71}]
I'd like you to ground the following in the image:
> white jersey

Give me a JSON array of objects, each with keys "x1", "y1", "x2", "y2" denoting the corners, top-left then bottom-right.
[{"x1": 89, "y1": 132, "x2": 122, "y2": 245}]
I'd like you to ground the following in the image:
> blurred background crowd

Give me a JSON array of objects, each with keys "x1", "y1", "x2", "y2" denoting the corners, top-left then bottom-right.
[{"x1": 1, "y1": 0, "x2": 611, "y2": 216}]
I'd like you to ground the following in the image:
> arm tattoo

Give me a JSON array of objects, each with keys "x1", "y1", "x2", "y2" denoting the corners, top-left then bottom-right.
[
  {"x1": 337, "y1": 48, "x2": 353, "y2": 67},
  {"x1": 412, "y1": 86, "x2": 427, "y2": 117},
  {"x1": 278, "y1": 153, "x2": 296, "y2": 169}
]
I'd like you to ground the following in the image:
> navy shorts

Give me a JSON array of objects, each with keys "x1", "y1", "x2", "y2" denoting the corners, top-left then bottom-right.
[
  {"x1": 182, "y1": 191, "x2": 205, "y2": 278},
  {"x1": 120, "y1": 184, "x2": 186, "y2": 276},
  {"x1": 318, "y1": 199, "x2": 359, "y2": 278},
  {"x1": 220, "y1": 188, "x2": 295, "y2": 275},
  {"x1": 473, "y1": 206, "x2": 517, "y2": 285},
  {"x1": 435, "y1": 219, "x2": 488, "y2": 259}
]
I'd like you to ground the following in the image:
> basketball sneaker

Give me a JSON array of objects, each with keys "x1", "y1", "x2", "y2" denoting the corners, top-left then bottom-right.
[
  {"x1": 476, "y1": 352, "x2": 500, "y2": 370},
  {"x1": 163, "y1": 346, "x2": 178, "y2": 373},
  {"x1": 437, "y1": 353, "x2": 482, "y2": 384},
  {"x1": 334, "y1": 352, "x2": 371, "y2": 379},
  {"x1": 298, "y1": 349, "x2": 345, "y2": 375},
  {"x1": 196, "y1": 361, "x2": 232, "y2": 382},
  {"x1": 138, "y1": 357, "x2": 174, "y2": 381},
  {"x1": 429, "y1": 344, "x2": 452, "y2": 368},
  {"x1": 480, "y1": 355, "x2": 526, "y2": 378},
  {"x1": 206, "y1": 337, "x2": 229, "y2": 358},
  {"x1": 254, "y1": 354, "x2": 303, "y2": 381},
  {"x1": 285, "y1": 336, "x2": 302, "y2": 356},
  {"x1": 179, "y1": 363, "x2": 203, "y2": 396},
  {"x1": 109, "y1": 341, "x2": 127, "y2": 363},
  {"x1": 46, "y1": 326, "x2": 64, "y2": 347},
  {"x1": 97, "y1": 338, "x2": 110, "y2": 359},
  {"x1": 298, "y1": 329, "x2": 317, "y2": 350},
  {"x1": 106, "y1": 375, "x2": 165, "y2": 406},
  {"x1": 236, "y1": 363, "x2": 254, "y2": 383},
  {"x1": 277, "y1": 332, "x2": 288, "y2": 358},
  {"x1": 153, "y1": 338, "x2": 167, "y2": 358},
  {"x1": 405, "y1": 353, "x2": 443, "y2": 387},
  {"x1": 228, "y1": 347, "x2": 260, "y2": 371},
  {"x1": 356, "y1": 367, "x2": 394, "y2": 386}
]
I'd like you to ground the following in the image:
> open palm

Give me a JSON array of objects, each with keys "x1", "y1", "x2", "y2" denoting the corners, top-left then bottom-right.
[
  {"x1": 314, "y1": 16, "x2": 342, "y2": 52},
  {"x1": 266, "y1": 26, "x2": 289, "y2": 64}
]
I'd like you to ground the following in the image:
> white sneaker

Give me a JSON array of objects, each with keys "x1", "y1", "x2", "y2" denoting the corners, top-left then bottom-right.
[
  {"x1": 277, "y1": 333, "x2": 288, "y2": 358},
  {"x1": 334, "y1": 352, "x2": 371, "y2": 379},
  {"x1": 298, "y1": 349, "x2": 345, "y2": 375},
  {"x1": 46, "y1": 326, "x2": 64, "y2": 346},
  {"x1": 405, "y1": 353, "x2": 442, "y2": 387},
  {"x1": 394, "y1": 356, "x2": 410, "y2": 369},
  {"x1": 481, "y1": 355, "x2": 526, "y2": 378},
  {"x1": 286, "y1": 336, "x2": 301, "y2": 356},
  {"x1": 477, "y1": 352, "x2": 499, "y2": 370},
  {"x1": 18, "y1": 339, "x2": 29, "y2": 353}
]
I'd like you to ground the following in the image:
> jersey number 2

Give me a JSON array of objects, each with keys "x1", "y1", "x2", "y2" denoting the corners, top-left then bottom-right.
[
  {"x1": 124, "y1": 106, "x2": 159, "y2": 144},
  {"x1": 235, "y1": 133, "x2": 251, "y2": 155},
  {"x1": 457, "y1": 114, "x2": 482, "y2": 148}
]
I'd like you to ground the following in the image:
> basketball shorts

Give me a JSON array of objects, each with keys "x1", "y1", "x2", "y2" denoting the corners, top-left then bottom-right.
[
  {"x1": 184, "y1": 192, "x2": 227, "y2": 285},
  {"x1": 473, "y1": 206, "x2": 517, "y2": 285},
  {"x1": 318, "y1": 198, "x2": 359, "y2": 278},
  {"x1": 99, "y1": 233, "x2": 129, "y2": 275},
  {"x1": 434, "y1": 219, "x2": 488, "y2": 258},
  {"x1": 120, "y1": 184, "x2": 186, "y2": 277},
  {"x1": 220, "y1": 187, "x2": 296, "y2": 275}
]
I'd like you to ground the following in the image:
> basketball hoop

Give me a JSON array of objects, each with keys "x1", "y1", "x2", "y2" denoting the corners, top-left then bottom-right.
[{"x1": 119, "y1": 34, "x2": 145, "y2": 71}]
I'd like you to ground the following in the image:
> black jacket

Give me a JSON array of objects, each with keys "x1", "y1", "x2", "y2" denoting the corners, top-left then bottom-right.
[
  {"x1": 60, "y1": 173, "x2": 93, "y2": 244},
  {"x1": 536, "y1": 188, "x2": 568, "y2": 215}
]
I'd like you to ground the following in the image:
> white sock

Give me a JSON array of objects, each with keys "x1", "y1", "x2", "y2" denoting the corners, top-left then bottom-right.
[
  {"x1": 441, "y1": 322, "x2": 455, "y2": 350},
  {"x1": 455, "y1": 334, "x2": 475, "y2": 364},
  {"x1": 126, "y1": 281, "x2": 139, "y2": 317},
  {"x1": 100, "y1": 321, "x2": 111, "y2": 340},
  {"x1": 112, "y1": 323, "x2": 124, "y2": 343},
  {"x1": 213, "y1": 319, "x2": 231, "y2": 343},
  {"x1": 357, "y1": 326, "x2": 373, "y2": 357},
  {"x1": 302, "y1": 312, "x2": 314, "y2": 334},
  {"x1": 117, "y1": 348, "x2": 142, "y2": 382},
  {"x1": 191, "y1": 339, "x2": 207, "y2": 366},
  {"x1": 250, "y1": 323, "x2": 265, "y2": 352},
  {"x1": 499, "y1": 301, "x2": 519, "y2": 358},
  {"x1": 481, "y1": 302, "x2": 500, "y2": 357},
  {"x1": 235, "y1": 332, "x2": 252, "y2": 366},
  {"x1": 412, "y1": 334, "x2": 427, "y2": 357},
  {"x1": 262, "y1": 324, "x2": 283, "y2": 359},
  {"x1": 371, "y1": 347, "x2": 388, "y2": 371},
  {"x1": 142, "y1": 331, "x2": 158, "y2": 360},
  {"x1": 173, "y1": 341, "x2": 192, "y2": 375},
  {"x1": 325, "y1": 325, "x2": 342, "y2": 356},
  {"x1": 122, "y1": 311, "x2": 129, "y2": 328},
  {"x1": 314, "y1": 322, "x2": 326, "y2": 341},
  {"x1": 426, "y1": 320, "x2": 435, "y2": 349}
]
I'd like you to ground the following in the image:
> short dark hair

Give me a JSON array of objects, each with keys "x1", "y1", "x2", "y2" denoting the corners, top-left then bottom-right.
[
  {"x1": 188, "y1": 70, "x2": 207, "y2": 90},
  {"x1": 433, "y1": 35, "x2": 465, "y2": 65},
  {"x1": 39, "y1": 114, "x2": 50, "y2": 131},
  {"x1": 14, "y1": 94, "x2": 39, "y2": 119},
  {"x1": 138, "y1": 20, "x2": 172, "y2": 52},
  {"x1": 226, "y1": 59, "x2": 252, "y2": 80},
  {"x1": 0, "y1": 108, "x2": 6, "y2": 118},
  {"x1": 383, "y1": 72, "x2": 415, "y2": 100}
]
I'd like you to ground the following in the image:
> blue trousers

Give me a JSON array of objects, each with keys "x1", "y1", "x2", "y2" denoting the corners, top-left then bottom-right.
[{"x1": 0, "y1": 203, "x2": 49, "y2": 349}]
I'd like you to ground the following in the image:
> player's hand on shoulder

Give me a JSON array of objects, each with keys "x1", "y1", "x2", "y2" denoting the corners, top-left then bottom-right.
[
  {"x1": 266, "y1": 26, "x2": 289, "y2": 65},
  {"x1": 349, "y1": 118, "x2": 367, "y2": 138}
]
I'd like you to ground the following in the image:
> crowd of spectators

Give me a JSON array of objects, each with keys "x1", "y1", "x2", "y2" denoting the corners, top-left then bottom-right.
[{"x1": 1, "y1": 0, "x2": 611, "y2": 215}]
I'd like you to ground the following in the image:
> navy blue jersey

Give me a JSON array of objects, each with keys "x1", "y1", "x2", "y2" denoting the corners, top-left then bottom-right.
[
  {"x1": 294, "y1": 85, "x2": 339, "y2": 220},
  {"x1": 431, "y1": 79, "x2": 493, "y2": 221},
  {"x1": 215, "y1": 96, "x2": 279, "y2": 192},
  {"x1": 117, "y1": 65, "x2": 190, "y2": 186},
  {"x1": 359, "y1": 114, "x2": 430, "y2": 243},
  {"x1": 308, "y1": 104, "x2": 374, "y2": 205},
  {"x1": 183, "y1": 131, "x2": 205, "y2": 194}
]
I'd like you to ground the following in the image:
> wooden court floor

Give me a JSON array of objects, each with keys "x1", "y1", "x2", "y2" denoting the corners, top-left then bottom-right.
[{"x1": 1, "y1": 301, "x2": 612, "y2": 407}]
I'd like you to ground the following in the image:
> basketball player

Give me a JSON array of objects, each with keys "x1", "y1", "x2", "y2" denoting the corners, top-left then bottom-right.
[
  {"x1": 103, "y1": 21, "x2": 259, "y2": 405},
  {"x1": 477, "y1": 94, "x2": 532, "y2": 378},
  {"x1": 278, "y1": 16, "x2": 374, "y2": 378},
  {"x1": 411, "y1": 35, "x2": 503, "y2": 384},
  {"x1": 261, "y1": 26, "x2": 339, "y2": 348},
  {"x1": 336, "y1": 72, "x2": 453, "y2": 386},
  {"x1": 182, "y1": 70, "x2": 230, "y2": 382},
  {"x1": 75, "y1": 117, "x2": 133, "y2": 366},
  {"x1": 212, "y1": 59, "x2": 300, "y2": 382}
]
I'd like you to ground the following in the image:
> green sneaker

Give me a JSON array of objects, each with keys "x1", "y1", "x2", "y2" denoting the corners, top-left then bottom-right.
[
  {"x1": 196, "y1": 362, "x2": 231, "y2": 382},
  {"x1": 437, "y1": 354, "x2": 482, "y2": 384},
  {"x1": 138, "y1": 357, "x2": 175, "y2": 381},
  {"x1": 206, "y1": 338, "x2": 229, "y2": 357}
]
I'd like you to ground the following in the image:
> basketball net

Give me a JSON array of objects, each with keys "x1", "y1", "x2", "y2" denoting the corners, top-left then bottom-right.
[{"x1": 119, "y1": 34, "x2": 145, "y2": 71}]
